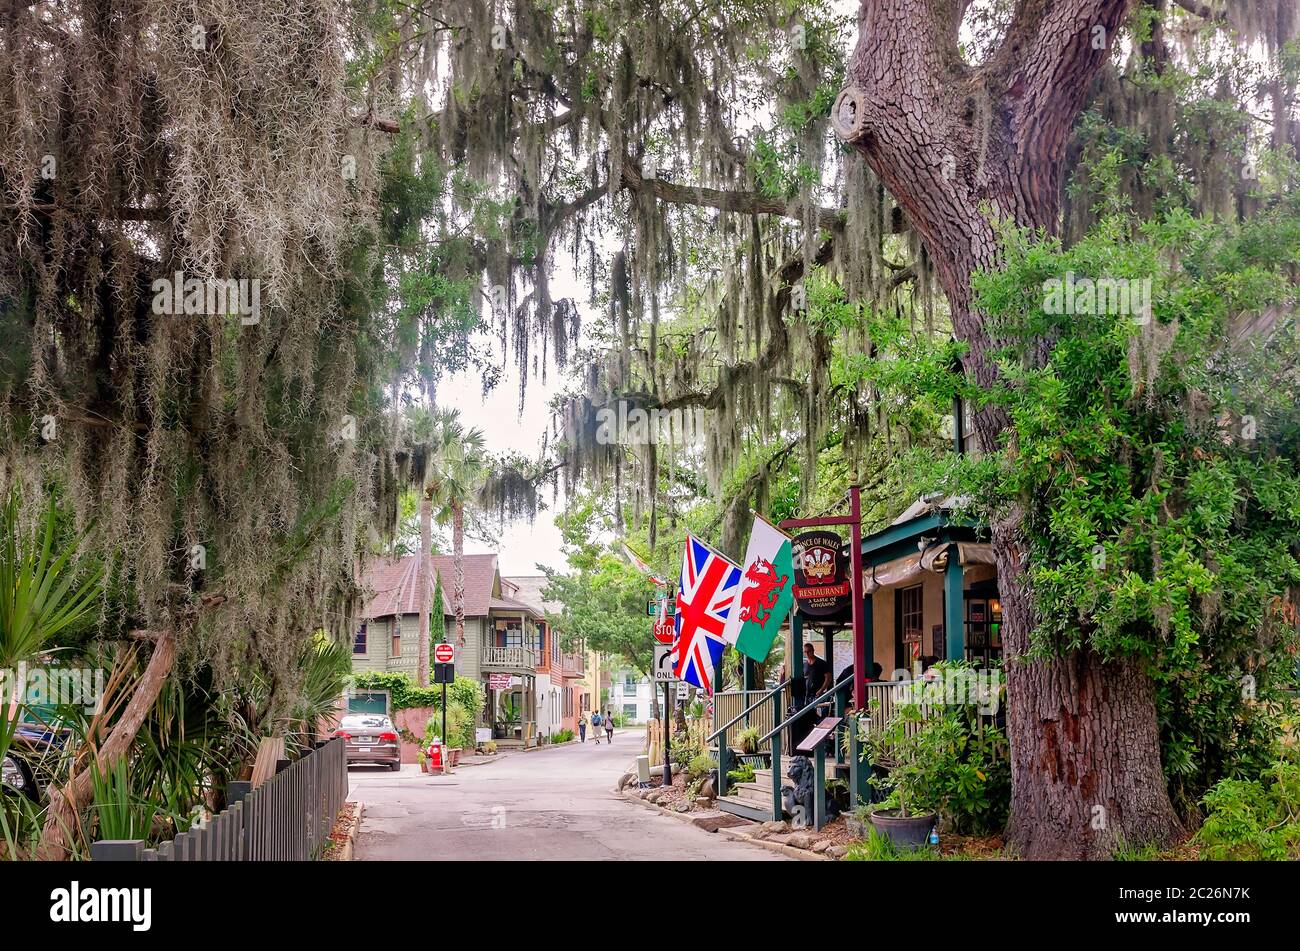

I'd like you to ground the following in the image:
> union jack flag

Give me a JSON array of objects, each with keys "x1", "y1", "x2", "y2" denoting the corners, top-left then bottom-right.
[{"x1": 673, "y1": 534, "x2": 741, "y2": 694}]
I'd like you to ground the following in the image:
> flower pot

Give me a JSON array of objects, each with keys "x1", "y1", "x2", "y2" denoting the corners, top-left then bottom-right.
[
  {"x1": 449, "y1": 748, "x2": 461, "y2": 766},
  {"x1": 419, "y1": 759, "x2": 429, "y2": 773},
  {"x1": 868, "y1": 808, "x2": 936, "y2": 850}
]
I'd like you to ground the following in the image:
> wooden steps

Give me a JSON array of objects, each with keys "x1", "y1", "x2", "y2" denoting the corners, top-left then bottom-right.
[{"x1": 716, "y1": 767, "x2": 782, "y2": 822}]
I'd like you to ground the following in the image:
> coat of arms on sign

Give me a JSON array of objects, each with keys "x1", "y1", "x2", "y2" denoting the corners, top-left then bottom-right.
[{"x1": 800, "y1": 544, "x2": 835, "y2": 580}]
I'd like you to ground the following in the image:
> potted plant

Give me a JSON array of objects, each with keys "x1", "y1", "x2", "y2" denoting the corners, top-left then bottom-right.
[
  {"x1": 734, "y1": 726, "x2": 768, "y2": 769},
  {"x1": 862, "y1": 701, "x2": 938, "y2": 848},
  {"x1": 417, "y1": 750, "x2": 428, "y2": 774}
]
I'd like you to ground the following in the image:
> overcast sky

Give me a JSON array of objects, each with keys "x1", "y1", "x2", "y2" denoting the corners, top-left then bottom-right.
[
  {"x1": 440, "y1": 361, "x2": 569, "y2": 577},
  {"x1": 439, "y1": 266, "x2": 591, "y2": 578}
]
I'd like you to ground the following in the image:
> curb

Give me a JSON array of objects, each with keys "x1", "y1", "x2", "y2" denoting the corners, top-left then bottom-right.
[
  {"x1": 717, "y1": 825, "x2": 831, "y2": 861},
  {"x1": 331, "y1": 800, "x2": 365, "y2": 861},
  {"x1": 521, "y1": 737, "x2": 581, "y2": 753},
  {"x1": 620, "y1": 788, "x2": 703, "y2": 827},
  {"x1": 620, "y1": 788, "x2": 815, "y2": 858}
]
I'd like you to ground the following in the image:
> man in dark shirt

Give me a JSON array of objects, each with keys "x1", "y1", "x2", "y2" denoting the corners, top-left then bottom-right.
[
  {"x1": 803, "y1": 642, "x2": 832, "y2": 700},
  {"x1": 798, "y1": 642, "x2": 834, "y2": 743}
]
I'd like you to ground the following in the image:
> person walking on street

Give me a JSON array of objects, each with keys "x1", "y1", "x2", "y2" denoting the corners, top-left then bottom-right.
[
  {"x1": 591, "y1": 709, "x2": 602, "y2": 744},
  {"x1": 604, "y1": 710, "x2": 615, "y2": 744},
  {"x1": 578, "y1": 712, "x2": 587, "y2": 743}
]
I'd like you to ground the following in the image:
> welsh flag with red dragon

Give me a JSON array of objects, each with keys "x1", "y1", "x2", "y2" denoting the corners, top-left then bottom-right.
[{"x1": 721, "y1": 515, "x2": 796, "y2": 662}]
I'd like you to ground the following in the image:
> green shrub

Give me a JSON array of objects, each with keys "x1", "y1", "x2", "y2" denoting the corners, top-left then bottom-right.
[
  {"x1": 349, "y1": 671, "x2": 483, "y2": 719},
  {"x1": 726, "y1": 762, "x2": 755, "y2": 785},
  {"x1": 89, "y1": 756, "x2": 157, "y2": 843},
  {"x1": 670, "y1": 734, "x2": 702, "y2": 771},
  {"x1": 861, "y1": 666, "x2": 1010, "y2": 834},
  {"x1": 552, "y1": 728, "x2": 574, "y2": 744},
  {"x1": 1194, "y1": 753, "x2": 1300, "y2": 860},
  {"x1": 687, "y1": 753, "x2": 714, "y2": 783},
  {"x1": 423, "y1": 702, "x2": 471, "y2": 750}
]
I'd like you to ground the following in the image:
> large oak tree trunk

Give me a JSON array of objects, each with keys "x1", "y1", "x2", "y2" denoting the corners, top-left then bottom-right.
[{"x1": 835, "y1": 0, "x2": 1182, "y2": 857}]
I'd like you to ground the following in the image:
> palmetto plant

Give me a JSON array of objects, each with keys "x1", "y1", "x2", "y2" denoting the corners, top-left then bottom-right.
[
  {"x1": 88, "y1": 755, "x2": 157, "y2": 842},
  {"x1": 289, "y1": 633, "x2": 352, "y2": 744},
  {"x1": 0, "y1": 489, "x2": 103, "y2": 857},
  {"x1": 0, "y1": 489, "x2": 104, "y2": 672}
]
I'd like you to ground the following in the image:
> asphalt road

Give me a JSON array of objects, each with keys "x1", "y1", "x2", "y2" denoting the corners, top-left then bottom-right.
[{"x1": 349, "y1": 730, "x2": 784, "y2": 861}]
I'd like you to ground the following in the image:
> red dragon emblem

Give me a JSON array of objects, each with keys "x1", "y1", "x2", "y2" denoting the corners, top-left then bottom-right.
[{"x1": 738, "y1": 558, "x2": 788, "y2": 626}]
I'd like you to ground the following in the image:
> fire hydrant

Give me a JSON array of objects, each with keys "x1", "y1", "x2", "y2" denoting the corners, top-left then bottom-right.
[{"x1": 427, "y1": 739, "x2": 443, "y2": 773}]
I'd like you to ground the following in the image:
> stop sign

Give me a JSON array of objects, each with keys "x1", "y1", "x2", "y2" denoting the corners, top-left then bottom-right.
[{"x1": 434, "y1": 643, "x2": 455, "y2": 664}]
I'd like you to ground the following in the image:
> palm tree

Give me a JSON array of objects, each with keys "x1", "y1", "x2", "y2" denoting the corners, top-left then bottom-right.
[
  {"x1": 399, "y1": 406, "x2": 543, "y2": 685},
  {"x1": 399, "y1": 406, "x2": 443, "y2": 688},
  {"x1": 425, "y1": 409, "x2": 489, "y2": 657}
]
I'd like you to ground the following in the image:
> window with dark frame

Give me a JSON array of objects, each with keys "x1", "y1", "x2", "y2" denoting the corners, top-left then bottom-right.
[
  {"x1": 901, "y1": 585, "x2": 923, "y2": 642},
  {"x1": 391, "y1": 618, "x2": 400, "y2": 658},
  {"x1": 353, "y1": 622, "x2": 367, "y2": 654}
]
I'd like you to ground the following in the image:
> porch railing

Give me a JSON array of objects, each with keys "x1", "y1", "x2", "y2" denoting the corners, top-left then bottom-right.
[
  {"x1": 92, "y1": 737, "x2": 348, "y2": 861},
  {"x1": 711, "y1": 688, "x2": 784, "y2": 752},
  {"x1": 481, "y1": 646, "x2": 539, "y2": 669}
]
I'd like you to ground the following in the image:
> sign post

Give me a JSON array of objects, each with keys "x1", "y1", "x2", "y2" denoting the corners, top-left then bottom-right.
[
  {"x1": 780, "y1": 486, "x2": 868, "y2": 807},
  {"x1": 652, "y1": 606, "x2": 679, "y2": 786},
  {"x1": 433, "y1": 642, "x2": 456, "y2": 756}
]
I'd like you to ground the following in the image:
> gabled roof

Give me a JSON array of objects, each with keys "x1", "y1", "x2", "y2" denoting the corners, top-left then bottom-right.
[
  {"x1": 360, "y1": 553, "x2": 502, "y2": 620},
  {"x1": 489, "y1": 594, "x2": 542, "y2": 618},
  {"x1": 502, "y1": 575, "x2": 561, "y2": 615}
]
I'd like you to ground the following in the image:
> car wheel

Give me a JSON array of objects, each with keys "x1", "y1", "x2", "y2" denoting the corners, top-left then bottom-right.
[
  {"x1": 389, "y1": 761, "x2": 401, "y2": 772},
  {"x1": 2, "y1": 753, "x2": 37, "y2": 802}
]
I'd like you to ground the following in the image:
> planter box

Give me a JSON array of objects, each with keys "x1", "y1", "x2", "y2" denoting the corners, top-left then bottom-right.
[{"x1": 736, "y1": 753, "x2": 770, "y2": 769}]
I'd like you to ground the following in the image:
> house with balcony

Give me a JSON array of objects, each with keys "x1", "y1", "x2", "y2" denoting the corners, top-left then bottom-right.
[
  {"x1": 356, "y1": 553, "x2": 554, "y2": 747},
  {"x1": 503, "y1": 575, "x2": 585, "y2": 740}
]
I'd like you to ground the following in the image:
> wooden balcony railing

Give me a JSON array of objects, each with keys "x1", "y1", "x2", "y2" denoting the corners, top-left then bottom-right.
[{"x1": 481, "y1": 646, "x2": 538, "y2": 669}]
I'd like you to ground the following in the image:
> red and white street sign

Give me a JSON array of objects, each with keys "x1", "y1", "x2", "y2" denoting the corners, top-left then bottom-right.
[{"x1": 434, "y1": 643, "x2": 455, "y2": 664}]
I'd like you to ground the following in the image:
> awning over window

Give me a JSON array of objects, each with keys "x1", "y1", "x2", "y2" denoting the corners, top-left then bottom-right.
[{"x1": 863, "y1": 542, "x2": 996, "y2": 594}]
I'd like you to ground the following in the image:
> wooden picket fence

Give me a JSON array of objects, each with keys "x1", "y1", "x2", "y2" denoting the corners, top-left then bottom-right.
[{"x1": 92, "y1": 737, "x2": 348, "y2": 861}]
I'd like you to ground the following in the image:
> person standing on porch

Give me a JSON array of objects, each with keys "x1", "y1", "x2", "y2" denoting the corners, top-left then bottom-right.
[
  {"x1": 604, "y1": 710, "x2": 615, "y2": 744},
  {"x1": 801, "y1": 642, "x2": 833, "y2": 742},
  {"x1": 803, "y1": 642, "x2": 833, "y2": 702}
]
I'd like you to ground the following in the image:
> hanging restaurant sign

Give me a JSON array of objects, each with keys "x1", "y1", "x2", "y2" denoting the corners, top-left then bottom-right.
[{"x1": 792, "y1": 530, "x2": 852, "y2": 619}]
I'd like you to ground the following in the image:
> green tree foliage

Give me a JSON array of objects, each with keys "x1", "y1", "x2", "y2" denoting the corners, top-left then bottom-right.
[
  {"x1": 1195, "y1": 749, "x2": 1300, "y2": 860},
  {"x1": 875, "y1": 205, "x2": 1300, "y2": 810}
]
